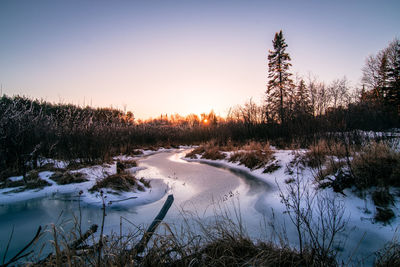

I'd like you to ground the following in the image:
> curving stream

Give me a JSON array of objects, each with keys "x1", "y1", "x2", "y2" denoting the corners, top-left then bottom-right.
[
  {"x1": 0, "y1": 149, "x2": 394, "y2": 265},
  {"x1": 0, "y1": 150, "x2": 273, "y2": 263}
]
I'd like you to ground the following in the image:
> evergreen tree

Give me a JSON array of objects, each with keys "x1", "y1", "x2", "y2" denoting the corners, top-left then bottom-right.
[
  {"x1": 266, "y1": 30, "x2": 294, "y2": 124},
  {"x1": 294, "y1": 79, "x2": 313, "y2": 116}
]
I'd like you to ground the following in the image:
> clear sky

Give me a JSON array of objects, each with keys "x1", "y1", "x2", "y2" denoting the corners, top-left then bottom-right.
[{"x1": 1, "y1": 0, "x2": 399, "y2": 119}]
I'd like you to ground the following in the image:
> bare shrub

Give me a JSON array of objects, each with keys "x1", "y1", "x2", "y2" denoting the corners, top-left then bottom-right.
[{"x1": 278, "y1": 171, "x2": 347, "y2": 263}]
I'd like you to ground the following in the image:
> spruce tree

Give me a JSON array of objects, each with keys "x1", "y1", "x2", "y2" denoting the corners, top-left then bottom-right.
[
  {"x1": 266, "y1": 30, "x2": 294, "y2": 124},
  {"x1": 294, "y1": 79, "x2": 313, "y2": 116}
]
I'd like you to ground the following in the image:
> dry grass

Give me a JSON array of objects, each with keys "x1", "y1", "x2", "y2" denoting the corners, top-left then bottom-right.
[
  {"x1": 143, "y1": 234, "x2": 314, "y2": 267},
  {"x1": 229, "y1": 150, "x2": 271, "y2": 170},
  {"x1": 186, "y1": 141, "x2": 274, "y2": 169},
  {"x1": 229, "y1": 142, "x2": 273, "y2": 170},
  {"x1": 50, "y1": 171, "x2": 88, "y2": 185},
  {"x1": 89, "y1": 172, "x2": 149, "y2": 192},
  {"x1": 372, "y1": 188, "x2": 395, "y2": 207},
  {"x1": 185, "y1": 146, "x2": 206, "y2": 159},
  {"x1": 351, "y1": 141, "x2": 400, "y2": 189},
  {"x1": 315, "y1": 160, "x2": 346, "y2": 182},
  {"x1": 0, "y1": 178, "x2": 25, "y2": 189},
  {"x1": 375, "y1": 207, "x2": 395, "y2": 223},
  {"x1": 202, "y1": 147, "x2": 226, "y2": 160},
  {"x1": 241, "y1": 141, "x2": 271, "y2": 152},
  {"x1": 374, "y1": 241, "x2": 400, "y2": 266},
  {"x1": 0, "y1": 170, "x2": 51, "y2": 191},
  {"x1": 130, "y1": 149, "x2": 144, "y2": 155},
  {"x1": 139, "y1": 177, "x2": 151, "y2": 188},
  {"x1": 25, "y1": 170, "x2": 51, "y2": 189},
  {"x1": 263, "y1": 161, "x2": 281, "y2": 173},
  {"x1": 303, "y1": 139, "x2": 348, "y2": 168},
  {"x1": 185, "y1": 142, "x2": 226, "y2": 160},
  {"x1": 116, "y1": 159, "x2": 137, "y2": 174},
  {"x1": 31, "y1": 215, "x2": 333, "y2": 267}
]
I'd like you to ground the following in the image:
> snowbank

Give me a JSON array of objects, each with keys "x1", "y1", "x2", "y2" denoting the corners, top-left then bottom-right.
[{"x1": 0, "y1": 156, "x2": 168, "y2": 208}]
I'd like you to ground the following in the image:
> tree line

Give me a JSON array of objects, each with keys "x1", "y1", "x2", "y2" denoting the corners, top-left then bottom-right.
[{"x1": 1, "y1": 31, "x2": 399, "y2": 178}]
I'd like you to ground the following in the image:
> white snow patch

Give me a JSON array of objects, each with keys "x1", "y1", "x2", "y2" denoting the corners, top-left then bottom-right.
[{"x1": 0, "y1": 157, "x2": 167, "y2": 208}]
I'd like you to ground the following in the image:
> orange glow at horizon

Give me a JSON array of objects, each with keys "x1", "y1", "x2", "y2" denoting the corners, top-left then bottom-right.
[{"x1": 203, "y1": 119, "x2": 208, "y2": 124}]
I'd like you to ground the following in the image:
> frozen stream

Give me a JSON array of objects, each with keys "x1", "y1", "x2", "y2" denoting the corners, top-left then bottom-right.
[
  {"x1": 0, "y1": 150, "x2": 272, "y2": 263},
  {"x1": 0, "y1": 150, "x2": 396, "y2": 265}
]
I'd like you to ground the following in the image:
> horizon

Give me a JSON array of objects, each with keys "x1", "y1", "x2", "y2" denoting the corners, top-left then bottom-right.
[{"x1": 1, "y1": 0, "x2": 400, "y2": 119}]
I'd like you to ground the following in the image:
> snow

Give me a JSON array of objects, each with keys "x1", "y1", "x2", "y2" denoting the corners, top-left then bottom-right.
[
  {"x1": 2, "y1": 145, "x2": 399, "y2": 263},
  {"x1": 182, "y1": 147, "x2": 400, "y2": 263},
  {"x1": 8, "y1": 176, "x2": 24, "y2": 182},
  {"x1": 0, "y1": 155, "x2": 168, "y2": 208}
]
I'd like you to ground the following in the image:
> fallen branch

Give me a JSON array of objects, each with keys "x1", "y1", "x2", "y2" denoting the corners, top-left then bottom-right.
[
  {"x1": 69, "y1": 224, "x2": 98, "y2": 250},
  {"x1": 134, "y1": 194, "x2": 174, "y2": 254}
]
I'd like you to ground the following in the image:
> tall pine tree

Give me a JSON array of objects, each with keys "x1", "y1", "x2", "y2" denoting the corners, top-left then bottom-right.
[{"x1": 266, "y1": 30, "x2": 294, "y2": 124}]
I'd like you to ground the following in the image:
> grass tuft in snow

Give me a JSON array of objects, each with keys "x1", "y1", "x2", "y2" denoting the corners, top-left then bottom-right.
[
  {"x1": 89, "y1": 172, "x2": 149, "y2": 193},
  {"x1": 50, "y1": 171, "x2": 88, "y2": 185}
]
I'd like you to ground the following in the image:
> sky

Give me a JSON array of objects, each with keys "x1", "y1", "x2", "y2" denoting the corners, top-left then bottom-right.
[{"x1": 1, "y1": 0, "x2": 399, "y2": 119}]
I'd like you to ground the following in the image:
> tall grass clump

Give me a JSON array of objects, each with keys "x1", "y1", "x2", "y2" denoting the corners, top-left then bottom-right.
[
  {"x1": 89, "y1": 172, "x2": 149, "y2": 193},
  {"x1": 374, "y1": 240, "x2": 400, "y2": 266},
  {"x1": 303, "y1": 139, "x2": 348, "y2": 168},
  {"x1": 185, "y1": 141, "x2": 226, "y2": 160},
  {"x1": 351, "y1": 141, "x2": 400, "y2": 189},
  {"x1": 229, "y1": 141, "x2": 274, "y2": 170}
]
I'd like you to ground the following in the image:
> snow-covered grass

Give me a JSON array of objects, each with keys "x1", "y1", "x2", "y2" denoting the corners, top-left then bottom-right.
[
  {"x1": 182, "y1": 144, "x2": 400, "y2": 264},
  {"x1": 0, "y1": 151, "x2": 170, "y2": 208}
]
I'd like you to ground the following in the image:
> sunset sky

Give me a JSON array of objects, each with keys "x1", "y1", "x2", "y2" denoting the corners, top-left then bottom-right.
[{"x1": 1, "y1": 0, "x2": 399, "y2": 119}]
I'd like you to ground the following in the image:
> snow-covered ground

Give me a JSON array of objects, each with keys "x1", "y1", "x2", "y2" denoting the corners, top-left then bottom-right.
[
  {"x1": 182, "y1": 147, "x2": 400, "y2": 263},
  {"x1": 1, "y1": 145, "x2": 399, "y2": 263},
  {"x1": 0, "y1": 148, "x2": 175, "y2": 208}
]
